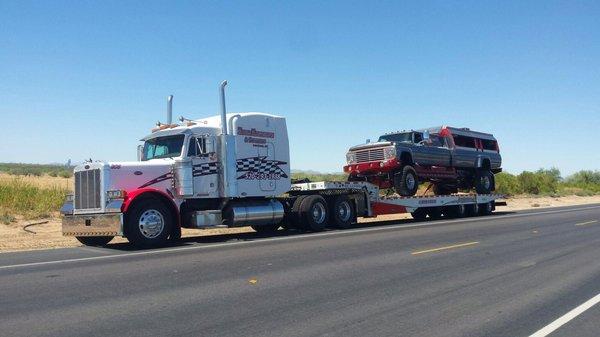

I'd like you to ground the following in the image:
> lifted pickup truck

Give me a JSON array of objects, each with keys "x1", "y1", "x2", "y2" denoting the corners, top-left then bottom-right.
[{"x1": 344, "y1": 126, "x2": 502, "y2": 196}]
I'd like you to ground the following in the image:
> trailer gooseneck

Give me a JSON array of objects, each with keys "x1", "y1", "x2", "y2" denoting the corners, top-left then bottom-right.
[{"x1": 60, "y1": 82, "x2": 504, "y2": 247}]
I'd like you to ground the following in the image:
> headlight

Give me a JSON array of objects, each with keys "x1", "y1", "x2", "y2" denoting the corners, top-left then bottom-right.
[
  {"x1": 346, "y1": 152, "x2": 356, "y2": 164},
  {"x1": 106, "y1": 190, "x2": 126, "y2": 199},
  {"x1": 383, "y1": 146, "x2": 396, "y2": 160}
]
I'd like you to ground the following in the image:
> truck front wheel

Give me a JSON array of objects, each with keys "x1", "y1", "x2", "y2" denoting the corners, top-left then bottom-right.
[
  {"x1": 76, "y1": 236, "x2": 114, "y2": 247},
  {"x1": 125, "y1": 198, "x2": 173, "y2": 248},
  {"x1": 394, "y1": 166, "x2": 419, "y2": 196}
]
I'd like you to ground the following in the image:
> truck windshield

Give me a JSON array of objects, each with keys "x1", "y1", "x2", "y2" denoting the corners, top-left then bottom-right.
[
  {"x1": 378, "y1": 132, "x2": 414, "y2": 143},
  {"x1": 142, "y1": 135, "x2": 185, "y2": 161}
]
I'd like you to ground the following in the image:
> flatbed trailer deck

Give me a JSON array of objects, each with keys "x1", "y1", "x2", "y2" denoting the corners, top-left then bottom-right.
[{"x1": 290, "y1": 181, "x2": 504, "y2": 221}]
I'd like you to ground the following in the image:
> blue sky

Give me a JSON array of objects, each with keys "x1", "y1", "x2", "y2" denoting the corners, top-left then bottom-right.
[{"x1": 1, "y1": 1, "x2": 599, "y2": 176}]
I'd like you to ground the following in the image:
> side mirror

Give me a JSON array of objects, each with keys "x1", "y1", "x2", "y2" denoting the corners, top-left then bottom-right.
[
  {"x1": 137, "y1": 145, "x2": 143, "y2": 161},
  {"x1": 366, "y1": 139, "x2": 371, "y2": 144}
]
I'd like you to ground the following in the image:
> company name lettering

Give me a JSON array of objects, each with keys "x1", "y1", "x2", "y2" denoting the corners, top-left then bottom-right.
[{"x1": 237, "y1": 127, "x2": 275, "y2": 139}]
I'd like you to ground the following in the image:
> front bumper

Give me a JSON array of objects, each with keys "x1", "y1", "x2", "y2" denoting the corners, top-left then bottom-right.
[
  {"x1": 62, "y1": 213, "x2": 123, "y2": 237},
  {"x1": 343, "y1": 159, "x2": 401, "y2": 175}
]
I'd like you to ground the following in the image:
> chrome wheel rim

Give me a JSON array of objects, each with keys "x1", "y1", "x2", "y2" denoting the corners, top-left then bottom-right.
[
  {"x1": 338, "y1": 201, "x2": 352, "y2": 222},
  {"x1": 138, "y1": 209, "x2": 165, "y2": 239},
  {"x1": 481, "y1": 176, "x2": 491, "y2": 190},
  {"x1": 312, "y1": 203, "x2": 326, "y2": 224},
  {"x1": 406, "y1": 174, "x2": 416, "y2": 190}
]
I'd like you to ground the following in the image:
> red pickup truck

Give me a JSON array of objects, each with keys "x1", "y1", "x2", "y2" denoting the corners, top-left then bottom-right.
[{"x1": 344, "y1": 126, "x2": 502, "y2": 196}]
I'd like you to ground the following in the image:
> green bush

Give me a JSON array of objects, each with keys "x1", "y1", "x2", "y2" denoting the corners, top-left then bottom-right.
[
  {"x1": 517, "y1": 169, "x2": 560, "y2": 195},
  {"x1": 495, "y1": 172, "x2": 522, "y2": 195}
]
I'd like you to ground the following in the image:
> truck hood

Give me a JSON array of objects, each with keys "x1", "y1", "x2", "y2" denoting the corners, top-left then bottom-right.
[
  {"x1": 74, "y1": 159, "x2": 175, "y2": 194},
  {"x1": 348, "y1": 141, "x2": 394, "y2": 152}
]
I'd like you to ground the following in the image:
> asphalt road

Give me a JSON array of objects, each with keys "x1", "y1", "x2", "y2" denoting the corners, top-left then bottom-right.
[{"x1": 2, "y1": 204, "x2": 600, "y2": 337}]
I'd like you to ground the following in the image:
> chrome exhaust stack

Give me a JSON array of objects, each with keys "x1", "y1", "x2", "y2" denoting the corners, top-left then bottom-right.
[
  {"x1": 167, "y1": 95, "x2": 173, "y2": 125},
  {"x1": 220, "y1": 80, "x2": 228, "y2": 135}
]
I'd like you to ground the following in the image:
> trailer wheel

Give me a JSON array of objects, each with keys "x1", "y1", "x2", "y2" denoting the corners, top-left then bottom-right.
[
  {"x1": 76, "y1": 236, "x2": 114, "y2": 247},
  {"x1": 329, "y1": 196, "x2": 355, "y2": 229},
  {"x1": 299, "y1": 195, "x2": 329, "y2": 232},
  {"x1": 480, "y1": 201, "x2": 493, "y2": 215},
  {"x1": 466, "y1": 203, "x2": 480, "y2": 217},
  {"x1": 411, "y1": 208, "x2": 427, "y2": 221},
  {"x1": 394, "y1": 166, "x2": 419, "y2": 196},
  {"x1": 125, "y1": 197, "x2": 173, "y2": 248},
  {"x1": 251, "y1": 224, "x2": 281, "y2": 234},
  {"x1": 427, "y1": 207, "x2": 442, "y2": 220},
  {"x1": 453, "y1": 204, "x2": 467, "y2": 218}
]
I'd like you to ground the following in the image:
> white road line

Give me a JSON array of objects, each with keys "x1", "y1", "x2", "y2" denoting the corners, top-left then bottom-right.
[
  {"x1": 529, "y1": 292, "x2": 600, "y2": 337},
  {"x1": 0, "y1": 205, "x2": 599, "y2": 271}
]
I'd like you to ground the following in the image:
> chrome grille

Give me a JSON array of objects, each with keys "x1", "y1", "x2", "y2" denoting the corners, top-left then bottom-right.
[
  {"x1": 74, "y1": 169, "x2": 101, "y2": 210},
  {"x1": 353, "y1": 148, "x2": 385, "y2": 163}
]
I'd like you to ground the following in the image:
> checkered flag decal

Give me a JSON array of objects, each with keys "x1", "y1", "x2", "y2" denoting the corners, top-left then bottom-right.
[
  {"x1": 193, "y1": 162, "x2": 219, "y2": 177},
  {"x1": 236, "y1": 156, "x2": 288, "y2": 179}
]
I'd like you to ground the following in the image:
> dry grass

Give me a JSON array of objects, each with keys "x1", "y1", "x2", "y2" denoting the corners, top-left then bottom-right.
[
  {"x1": 0, "y1": 175, "x2": 69, "y2": 220},
  {"x1": 0, "y1": 173, "x2": 73, "y2": 191}
]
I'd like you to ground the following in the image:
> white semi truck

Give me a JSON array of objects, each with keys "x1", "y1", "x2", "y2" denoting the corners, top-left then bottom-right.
[{"x1": 60, "y1": 81, "x2": 504, "y2": 247}]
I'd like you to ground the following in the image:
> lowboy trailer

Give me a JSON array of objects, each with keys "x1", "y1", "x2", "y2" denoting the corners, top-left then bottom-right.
[{"x1": 61, "y1": 81, "x2": 504, "y2": 248}]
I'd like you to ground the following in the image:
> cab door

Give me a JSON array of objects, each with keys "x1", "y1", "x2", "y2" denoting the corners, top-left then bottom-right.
[
  {"x1": 189, "y1": 136, "x2": 219, "y2": 198},
  {"x1": 258, "y1": 142, "x2": 276, "y2": 192}
]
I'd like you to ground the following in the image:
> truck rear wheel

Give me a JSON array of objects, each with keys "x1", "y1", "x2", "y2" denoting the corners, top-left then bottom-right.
[
  {"x1": 329, "y1": 196, "x2": 355, "y2": 229},
  {"x1": 76, "y1": 236, "x2": 113, "y2": 247},
  {"x1": 475, "y1": 170, "x2": 494, "y2": 194},
  {"x1": 289, "y1": 195, "x2": 309, "y2": 230},
  {"x1": 394, "y1": 166, "x2": 419, "y2": 196},
  {"x1": 299, "y1": 195, "x2": 329, "y2": 232},
  {"x1": 125, "y1": 198, "x2": 173, "y2": 248}
]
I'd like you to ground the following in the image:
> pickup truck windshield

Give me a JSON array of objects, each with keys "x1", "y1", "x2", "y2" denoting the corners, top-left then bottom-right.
[
  {"x1": 142, "y1": 135, "x2": 185, "y2": 161},
  {"x1": 379, "y1": 132, "x2": 419, "y2": 143}
]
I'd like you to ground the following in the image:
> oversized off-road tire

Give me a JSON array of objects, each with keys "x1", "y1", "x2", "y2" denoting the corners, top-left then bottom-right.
[
  {"x1": 475, "y1": 170, "x2": 494, "y2": 194},
  {"x1": 394, "y1": 166, "x2": 419, "y2": 196},
  {"x1": 433, "y1": 184, "x2": 458, "y2": 196},
  {"x1": 299, "y1": 195, "x2": 329, "y2": 232},
  {"x1": 251, "y1": 224, "x2": 281, "y2": 234},
  {"x1": 411, "y1": 208, "x2": 427, "y2": 221},
  {"x1": 76, "y1": 236, "x2": 114, "y2": 247},
  {"x1": 329, "y1": 196, "x2": 355, "y2": 229},
  {"x1": 125, "y1": 198, "x2": 173, "y2": 248}
]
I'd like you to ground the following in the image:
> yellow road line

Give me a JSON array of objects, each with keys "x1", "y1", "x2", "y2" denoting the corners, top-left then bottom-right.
[
  {"x1": 411, "y1": 241, "x2": 480, "y2": 255},
  {"x1": 575, "y1": 220, "x2": 598, "y2": 226}
]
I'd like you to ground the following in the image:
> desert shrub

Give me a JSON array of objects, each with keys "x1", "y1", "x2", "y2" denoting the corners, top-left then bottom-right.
[
  {"x1": 291, "y1": 171, "x2": 347, "y2": 182},
  {"x1": 0, "y1": 179, "x2": 68, "y2": 219},
  {"x1": 517, "y1": 169, "x2": 560, "y2": 195},
  {"x1": 494, "y1": 172, "x2": 521, "y2": 195}
]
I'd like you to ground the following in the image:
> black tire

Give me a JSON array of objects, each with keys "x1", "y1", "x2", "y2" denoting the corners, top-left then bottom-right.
[
  {"x1": 433, "y1": 184, "x2": 458, "y2": 196},
  {"x1": 466, "y1": 203, "x2": 480, "y2": 217},
  {"x1": 299, "y1": 195, "x2": 329, "y2": 232},
  {"x1": 289, "y1": 195, "x2": 309, "y2": 230},
  {"x1": 475, "y1": 170, "x2": 494, "y2": 194},
  {"x1": 394, "y1": 165, "x2": 419, "y2": 196},
  {"x1": 251, "y1": 224, "x2": 281, "y2": 234},
  {"x1": 76, "y1": 236, "x2": 113, "y2": 247},
  {"x1": 427, "y1": 207, "x2": 442, "y2": 220},
  {"x1": 125, "y1": 198, "x2": 173, "y2": 248},
  {"x1": 453, "y1": 204, "x2": 467, "y2": 218},
  {"x1": 411, "y1": 208, "x2": 427, "y2": 221},
  {"x1": 329, "y1": 196, "x2": 356, "y2": 229},
  {"x1": 480, "y1": 201, "x2": 494, "y2": 215}
]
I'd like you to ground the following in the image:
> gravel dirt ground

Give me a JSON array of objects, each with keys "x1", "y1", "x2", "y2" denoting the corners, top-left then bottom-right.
[{"x1": 2, "y1": 195, "x2": 600, "y2": 253}]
